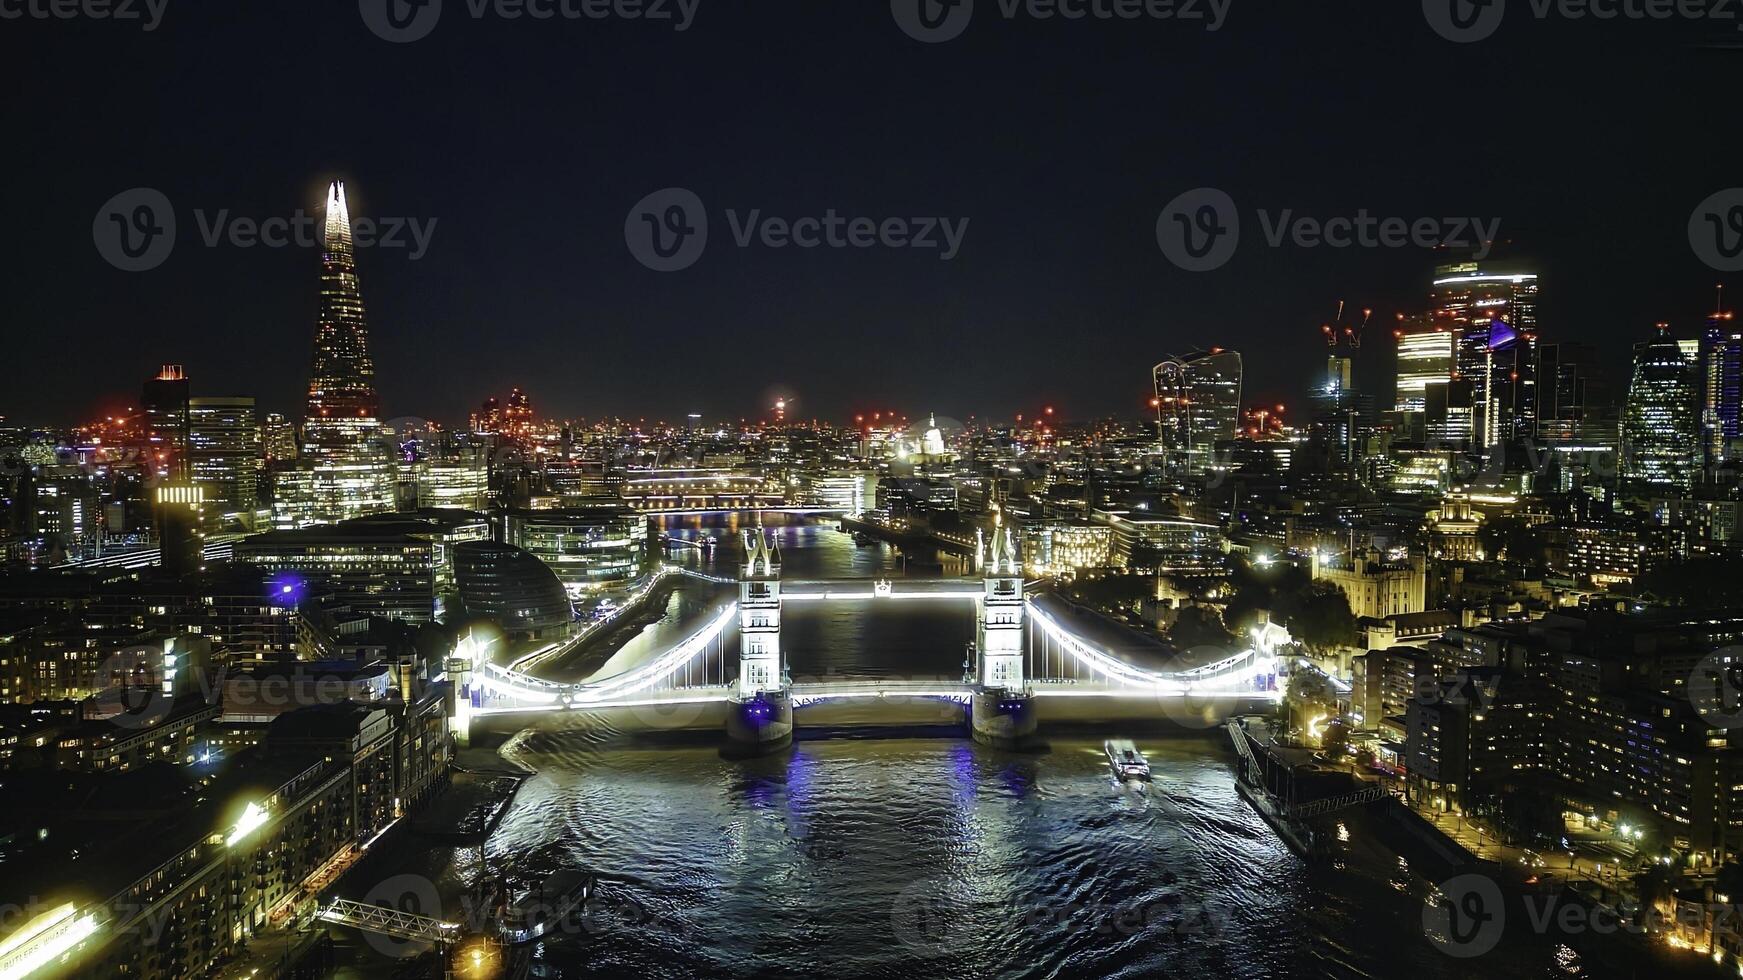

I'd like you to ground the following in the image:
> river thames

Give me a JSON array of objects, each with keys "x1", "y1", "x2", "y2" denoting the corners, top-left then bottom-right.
[{"x1": 336, "y1": 514, "x2": 1722, "y2": 979}]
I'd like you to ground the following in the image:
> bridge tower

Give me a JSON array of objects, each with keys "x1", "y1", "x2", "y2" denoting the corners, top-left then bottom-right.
[
  {"x1": 725, "y1": 519, "x2": 793, "y2": 755},
  {"x1": 970, "y1": 513, "x2": 1039, "y2": 748}
]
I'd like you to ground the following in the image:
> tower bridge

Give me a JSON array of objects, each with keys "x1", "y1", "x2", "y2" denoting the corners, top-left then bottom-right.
[{"x1": 452, "y1": 520, "x2": 1281, "y2": 752}]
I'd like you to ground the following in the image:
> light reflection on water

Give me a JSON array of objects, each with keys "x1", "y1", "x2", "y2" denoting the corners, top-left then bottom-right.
[{"x1": 349, "y1": 515, "x2": 1720, "y2": 979}]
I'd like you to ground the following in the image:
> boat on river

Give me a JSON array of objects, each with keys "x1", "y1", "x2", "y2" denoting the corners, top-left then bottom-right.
[
  {"x1": 498, "y1": 870, "x2": 595, "y2": 946},
  {"x1": 1104, "y1": 739, "x2": 1152, "y2": 781}
]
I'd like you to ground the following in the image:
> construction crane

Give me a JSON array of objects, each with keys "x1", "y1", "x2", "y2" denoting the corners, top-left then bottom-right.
[{"x1": 1319, "y1": 301, "x2": 1372, "y2": 350}]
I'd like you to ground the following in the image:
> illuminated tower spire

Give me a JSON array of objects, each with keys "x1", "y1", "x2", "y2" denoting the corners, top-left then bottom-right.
[{"x1": 303, "y1": 180, "x2": 379, "y2": 450}]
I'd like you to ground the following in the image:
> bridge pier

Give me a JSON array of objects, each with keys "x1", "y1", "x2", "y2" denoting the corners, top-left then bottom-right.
[
  {"x1": 970, "y1": 690, "x2": 1039, "y2": 750},
  {"x1": 724, "y1": 691, "x2": 793, "y2": 756}
]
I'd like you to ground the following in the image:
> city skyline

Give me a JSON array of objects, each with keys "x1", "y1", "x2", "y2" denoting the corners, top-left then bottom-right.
[
  {"x1": 18, "y1": 215, "x2": 1733, "y2": 435},
  {"x1": 13, "y1": 4, "x2": 1743, "y2": 978},
  {"x1": 12, "y1": 4, "x2": 1743, "y2": 425}
]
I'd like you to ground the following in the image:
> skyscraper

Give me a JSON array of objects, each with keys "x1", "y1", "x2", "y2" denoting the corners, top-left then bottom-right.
[
  {"x1": 1430, "y1": 263, "x2": 1540, "y2": 448},
  {"x1": 303, "y1": 181, "x2": 380, "y2": 451},
  {"x1": 141, "y1": 364, "x2": 190, "y2": 479},
  {"x1": 261, "y1": 412, "x2": 298, "y2": 464},
  {"x1": 1701, "y1": 290, "x2": 1739, "y2": 466},
  {"x1": 1535, "y1": 342, "x2": 1613, "y2": 444},
  {"x1": 1393, "y1": 315, "x2": 1454, "y2": 413},
  {"x1": 1623, "y1": 325, "x2": 1701, "y2": 491},
  {"x1": 1153, "y1": 349, "x2": 1242, "y2": 474},
  {"x1": 152, "y1": 482, "x2": 204, "y2": 577},
  {"x1": 187, "y1": 396, "x2": 261, "y2": 530},
  {"x1": 281, "y1": 181, "x2": 395, "y2": 527}
]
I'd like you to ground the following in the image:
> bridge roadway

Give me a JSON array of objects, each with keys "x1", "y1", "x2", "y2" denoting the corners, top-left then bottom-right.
[
  {"x1": 463, "y1": 583, "x2": 1281, "y2": 734},
  {"x1": 470, "y1": 602, "x2": 1277, "y2": 714},
  {"x1": 471, "y1": 677, "x2": 1279, "y2": 734}
]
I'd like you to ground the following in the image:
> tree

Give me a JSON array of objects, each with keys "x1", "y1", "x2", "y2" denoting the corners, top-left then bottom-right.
[
  {"x1": 1280, "y1": 583, "x2": 1357, "y2": 657},
  {"x1": 1478, "y1": 516, "x2": 1544, "y2": 566},
  {"x1": 1322, "y1": 719, "x2": 1351, "y2": 757},
  {"x1": 1223, "y1": 555, "x2": 1309, "y2": 635},
  {"x1": 1166, "y1": 605, "x2": 1237, "y2": 651},
  {"x1": 1635, "y1": 862, "x2": 1677, "y2": 914}
]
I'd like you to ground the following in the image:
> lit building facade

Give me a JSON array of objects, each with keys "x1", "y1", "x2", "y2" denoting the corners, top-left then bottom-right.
[
  {"x1": 1019, "y1": 520, "x2": 1113, "y2": 576},
  {"x1": 1426, "y1": 495, "x2": 1485, "y2": 561},
  {"x1": 412, "y1": 453, "x2": 489, "y2": 511},
  {"x1": 505, "y1": 507, "x2": 649, "y2": 595},
  {"x1": 1702, "y1": 302, "x2": 1740, "y2": 465},
  {"x1": 270, "y1": 455, "x2": 397, "y2": 529},
  {"x1": 617, "y1": 468, "x2": 779, "y2": 511},
  {"x1": 1393, "y1": 317, "x2": 1454, "y2": 413},
  {"x1": 302, "y1": 181, "x2": 380, "y2": 452},
  {"x1": 141, "y1": 364, "x2": 190, "y2": 479},
  {"x1": 283, "y1": 180, "x2": 397, "y2": 528},
  {"x1": 1097, "y1": 509, "x2": 1225, "y2": 573},
  {"x1": 261, "y1": 412, "x2": 297, "y2": 464},
  {"x1": 234, "y1": 527, "x2": 438, "y2": 623},
  {"x1": 1312, "y1": 548, "x2": 1427, "y2": 620},
  {"x1": 1430, "y1": 263, "x2": 1540, "y2": 447},
  {"x1": 796, "y1": 470, "x2": 876, "y2": 514},
  {"x1": 1622, "y1": 326, "x2": 1701, "y2": 491},
  {"x1": 1560, "y1": 524, "x2": 1645, "y2": 585},
  {"x1": 187, "y1": 396, "x2": 260, "y2": 530},
  {"x1": 1153, "y1": 349, "x2": 1242, "y2": 474}
]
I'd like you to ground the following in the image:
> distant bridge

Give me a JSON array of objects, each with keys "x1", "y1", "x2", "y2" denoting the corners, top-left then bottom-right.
[{"x1": 635, "y1": 506, "x2": 849, "y2": 517}]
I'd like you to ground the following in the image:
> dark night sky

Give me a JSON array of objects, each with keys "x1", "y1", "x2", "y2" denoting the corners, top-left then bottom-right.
[{"x1": 5, "y1": 1, "x2": 1740, "y2": 427}]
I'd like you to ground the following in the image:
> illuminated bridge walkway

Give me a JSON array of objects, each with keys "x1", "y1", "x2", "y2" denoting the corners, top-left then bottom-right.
[
  {"x1": 460, "y1": 580, "x2": 1281, "y2": 723},
  {"x1": 314, "y1": 899, "x2": 461, "y2": 945}
]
